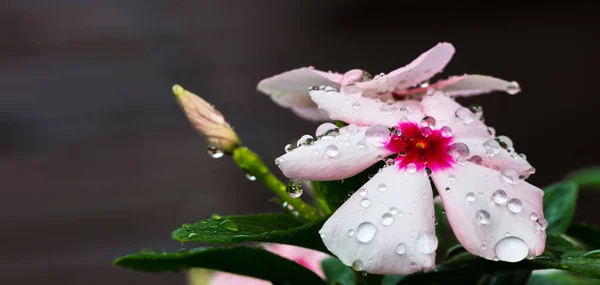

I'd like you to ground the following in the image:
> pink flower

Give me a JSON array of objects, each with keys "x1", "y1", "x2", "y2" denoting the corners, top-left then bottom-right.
[
  {"x1": 258, "y1": 43, "x2": 520, "y2": 121},
  {"x1": 273, "y1": 77, "x2": 544, "y2": 273},
  {"x1": 206, "y1": 244, "x2": 329, "y2": 285}
]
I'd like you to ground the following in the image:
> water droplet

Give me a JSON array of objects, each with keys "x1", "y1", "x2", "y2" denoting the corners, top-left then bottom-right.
[
  {"x1": 323, "y1": 145, "x2": 340, "y2": 158},
  {"x1": 448, "y1": 143, "x2": 470, "y2": 161},
  {"x1": 466, "y1": 192, "x2": 476, "y2": 203},
  {"x1": 495, "y1": 236, "x2": 528, "y2": 262},
  {"x1": 480, "y1": 242, "x2": 487, "y2": 250},
  {"x1": 378, "y1": 183, "x2": 387, "y2": 192},
  {"x1": 416, "y1": 232, "x2": 438, "y2": 254},
  {"x1": 506, "y1": 81, "x2": 520, "y2": 95},
  {"x1": 536, "y1": 218, "x2": 548, "y2": 231},
  {"x1": 296, "y1": 134, "x2": 314, "y2": 147},
  {"x1": 389, "y1": 207, "x2": 399, "y2": 215},
  {"x1": 421, "y1": 127, "x2": 433, "y2": 137},
  {"x1": 381, "y1": 213, "x2": 394, "y2": 226},
  {"x1": 455, "y1": 107, "x2": 475, "y2": 124},
  {"x1": 445, "y1": 187, "x2": 451, "y2": 192},
  {"x1": 496, "y1": 136, "x2": 513, "y2": 149},
  {"x1": 501, "y1": 168, "x2": 519, "y2": 184},
  {"x1": 207, "y1": 146, "x2": 224, "y2": 158},
  {"x1": 352, "y1": 260, "x2": 364, "y2": 271},
  {"x1": 284, "y1": 144, "x2": 293, "y2": 153},
  {"x1": 406, "y1": 163, "x2": 417, "y2": 173},
  {"x1": 360, "y1": 198, "x2": 372, "y2": 208},
  {"x1": 245, "y1": 173, "x2": 256, "y2": 181},
  {"x1": 220, "y1": 219, "x2": 240, "y2": 231},
  {"x1": 380, "y1": 104, "x2": 397, "y2": 115},
  {"x1": 449, "y1": 174, "x2": 456, "y2": 181},
  {"x1": 467, "y1": 155, "x2": 483, "y2": 165},
  {"x1": 530, "y1": 212, "x2": 539, "y2": 220},
  {"x1": 396, "y1": 243, "x2": 407, "y2": 255},
  {"x1": 483, "y1": 139, "x2": 501, "y2": 157},
  {"x1": 476, "y1": 210, "x2": 491, "y2": 225},
  {"x1": 356, "y1": 222, "x2": 377, "y2": 243},
  {"x1": 286, "y1": 180, "x2": 303, "y2": 198},
  {"x1": 211, "y1": 213, "x2": 222, "y2": 220},
  {"x1": 425, "y1": 168, "x2": 432, "y2": 177},
  {"x1": 492, "y1": 190, "x2": 508, "y2": 205},
  {"x1": 365, "y1": 124, "x2": 390, "y2": 147},
  {"x1": 348, "y1": 229, "x2": 355, "y2": 236},
  {"x1": 385, "y1": 158, "x2": 395, "y2": 167},
  {"x1": 440, "y1": 126, "x2": 453, "y2": 138},
  {"x1": 507, "y1": 198, "x2": 523, "y2": 213},
  {"x1": 487, "y1": 127, "x2": 496, "y2": 136},
  {"x1": 469, "y1": 104, "x2": 483, "y2": 118},
  {"x1": 275, "y1": 157, "x2": 284, "y2": 166},
  {"x1": 315, "y1": 123, "x2": 339, "y2": 138},
  {"x1": 352, "y1": 101, "x2": 361, "y2": 110},
  {"x1": 420, "y1": 116, "x2": 436, "y2": 128}
]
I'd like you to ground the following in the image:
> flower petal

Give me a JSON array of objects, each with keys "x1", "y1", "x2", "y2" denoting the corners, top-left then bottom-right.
[
  {"x1": 276, "y1": 126, "x2": 394, "y2": 180},
  {"x1": 267, "y1": 244, "x2": 329, "y2": 279},
  {"x1": 258, "y1": 67, "x2": 343, "y2": 108},
  {"x1": 457, "y1": 137, "x2": 535, "y2": 179},
  {"x1": 431, "y1": 162, "x2": 545, "y2": 262},
  {"x1": 356, "y1": 43, "x2": 455, "y2": 93},
  {"x1": 209, "y1": 272, "x2": 270, "y2": 285},
  {"x1": 421, "y1": 91, "x2": 491, "y2": 138},
  {"x1": 396, "y1": 75, "x2": 521, "y2": 97},
  {"x1": 291, "y1": 107, "x2": 332, "y2": 121},
  {"x1": 319, "y1": 166, "x2": 436, "y2": 274},
  {"x1": 309, "y1": 89, "x2": 424, "y2": 127}
]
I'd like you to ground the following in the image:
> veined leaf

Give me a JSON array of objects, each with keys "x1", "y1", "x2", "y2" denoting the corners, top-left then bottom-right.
[
  {"x1": 321, "y1": 258, "x2": 356, "y2": 285},
  {"x1": 543, "y1": 181, "x2": 578, "y2": 234}
]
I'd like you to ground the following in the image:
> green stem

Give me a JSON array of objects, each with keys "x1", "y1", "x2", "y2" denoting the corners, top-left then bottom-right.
[{"x1": 232, "y1": 147, "x2": 320, "y2": 221}]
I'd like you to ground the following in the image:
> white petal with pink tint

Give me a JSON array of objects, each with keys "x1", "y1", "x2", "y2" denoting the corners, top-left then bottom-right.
[
  {"x1": 457, "y1": 137, "x2": 535, "y2": 179},
  {"x1": 431, "y1": 162, "x2": 545, "y2": 262},
  {"x1": 276, "y1": 126, "x2": 394, "y2": 181},
  {"x1": 291, "y1": 107, "x2": 332, "y2": 121},
  {"x1": 257, "y1": 67, "x2": 342, "y2": 108},
  {"x1": 309, "y1": 89, "x2": 424, "y2": 127},
  {"x1": 396, "y1": 75, "x2": 521, "y2": 97},
  {"x1": 319, "y1": 166, "x2": 436, "y2": 274},
  {"x1": 356, "y1": 43, "x2": 455, "y2": 93},
  {"x1": 421, "y1": 91, "x2": 490, "y2": 139}
]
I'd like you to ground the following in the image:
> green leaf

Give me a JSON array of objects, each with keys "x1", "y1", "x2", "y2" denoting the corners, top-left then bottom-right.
[
  {"x1": 566, "y1": 167, "x2": 600, "y2": 188},
  {"x1": 113, "y1": 246, "x2": 326, "y2": 285},
  {"x1": 321, "y1": 258, "x2": 356, "y2": 285},
  {"x1": 312, "y1": 162, "x2": 384, "y2": 215},
  {"x1": 567, "y1": 223, "x2": 600, "y2": 250},
  {"x1": 543, "y1": 181, "x2": 579, "y2": 234},
  {"x1": 527, "y1": 269, "x2": 600, "y2": 285},
  {"x1": 172, "y1": 213, "x2": 328, "y2": 252}
]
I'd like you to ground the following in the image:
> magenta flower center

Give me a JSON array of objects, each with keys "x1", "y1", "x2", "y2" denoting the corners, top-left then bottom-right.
[{"x1": 385, "y1": 122, "x2": 454, "y2": 172}]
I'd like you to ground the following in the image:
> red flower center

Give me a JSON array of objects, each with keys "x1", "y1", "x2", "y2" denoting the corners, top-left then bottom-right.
[{"x1": 385, "y1": 122, "x2": 454, "y2": 172}]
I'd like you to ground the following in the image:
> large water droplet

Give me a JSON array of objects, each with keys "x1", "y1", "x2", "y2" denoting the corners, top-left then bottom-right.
[
  {"x1": 395, "y1": 243, "x2": 407, "y2": 255},
  {"x1": 325, "y1": 145, "x2": 340, "y2": 157},
  {"x1": 406, "y1": 163, "x2": 417, "y2": 173},
  {"x1": 356, "y1": 222, "x2": 377, "y2": 243},
  {"x1": 448, "y1": 143, "x2": 470, "y2": 161},
  {"x1": 352, "y1": 260, "x2": 364, "y2": 271},
  {"x1": 315, "y1": 123, "x2": 339, "y2": 138},
  {"x1": 536, "y1": 218, "x2": 548, "y2": 231},
  {"x1": 284, "y1": 144, "x2": 294, "y2": 153},
  {"x1": 207, "y1": 146, "x2": 224, "y2": 158},
  {"x1": 476, "y1": 210, "x2": 491, "y2": 225},
  {"x1": 416, "y1": 232, "x2": 438, "y2": 254},
  {"x1": 381, "y1": 213, "x2": 394, "y2": 226},
  {"x1": 455, "y1": 107, "x2": 475, "y2": 124},
  {"x1": 492, "y1": 190, "x2": 508, "y2": 205},
  {"x1": 365, "y1": 124, "x2": 390, "y2": 147},
  {"x1": 501, "y1": 168, "x2": 519, "y2": 184},
  {"x1": 529, "y1": 212, "x2": 539, "y2": 220},
  {"x1": 483, "y1": 139, "x2": 501, "y2": 157},
  {"x1": 360, "y1": 198, "x2": 372, "y2": 208},
  {"x1": 496, "y1": 136, "x2": 513, "y2": 149},
  {"x1": 507, "y1": 198, "x2": 523, "y2": 213},
  {"x1": 358, "y1": 188, "x2": 367, "y2": 196},
  {"x1": 378, "y1": 183, "x2": 387, "y2": 192},
  {"x1": 420, "y1": 116, "x2": 436, "y2": 128},
  {"x1": 220, "y1": 219, "x2": 240, "y2": 231},
  {"x1": 297, "y1": 135, "x2": 314, "y2": 147},
  {"x1": 466, "y1": 192, "x2": 476, "y2": 203},
  {"x1": 440, "y1": 126, "x2": 453, "y2": 138},
  {"x1": 495, "y1": 236, "x2": 528, "y2": 262},
  {"x1": 286, "y1": 180, "x2": 303, "y2": 198}
]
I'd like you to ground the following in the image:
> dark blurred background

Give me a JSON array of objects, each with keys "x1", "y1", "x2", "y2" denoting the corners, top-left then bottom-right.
[{"x1": 2, "y1": 1, "x2": 599, "y2": 284}]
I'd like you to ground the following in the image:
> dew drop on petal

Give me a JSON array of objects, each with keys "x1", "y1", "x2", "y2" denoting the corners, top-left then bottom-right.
[
  {"x1": 378, "y1": 183, "x2": 388, "y2": 192},
  {"x1": 286, "y1": 180, "x2": 303, "y2": 198},
  {"x1": 467, "y1": 155, "x2": 483, "y2": 165},
  {"x1": 496, "y1": 136, "x2": 514, "y2": 149},
  {"x1": 396, "y1": 243, "x2": 407, "y2": 255},
  {"x1": 406, "y1": 163, "x2": 417, "y2": 173},
  {"x1": 492, "y1": 190, "x2": 508, "y2": 205},
  {"x1": 380, "y1": 104, "x2": 397, "y2": 115},
  {"x1": 207, "y1": 146, "x2": 224, "y2": 158},
  {"x1": 385, "y1": 159, "x2": 395, "y2": 167},
  {"x1": 507, "y1": 198, "x2": 523, "y2": 213},
  {"x1": 356, "y1": 222, "x2": 377, "y2": 243},
  {"x1": 358, "y1": 188, "x2": 367, "y2": 197},
  {"x1": 389, "y1": 207, "x2": 399, "y2": 215},
  {"x1": 297, "y1": 134, "x2": 314, "y2": 147},
  {"x1": 529, "y1": 212, "x2": 539, "y2": 220},
  {"x1": 536, "y1": 218, "x2": 548, "y2": 231},
  {"x1": 495, "y1": 236, "x2": 528, "y2": 262},
  {"x1": 284, "y1": 144, "x2": 294, "y2": 153},
  {"x1": 425, "y1": 168, "x2": 433, "y2": 177},
  {"x1": 483, "y1": 139, "x2": 501, "y2": 157},
  {"x1": 315, "y1": 123, "x2": 339, "y2": 137},
  {"x1": 381, "y1": 213, "x2": 395, "y2": 226},
  {"x1": 275, "y1": 157, "x2": 284, "y2": 166},
  {"x1": 506, "y1": 81, "x2": 520, "y2": 95},
  {"x1": 440, "y1": 126, "x2": 453, "y2": 138},
  {"x1": 420, "y1": 116, "x2": 436, "y2": 128},
  {"x1": 365, "y1": 124, "x2": 391, "y2": 147},
  {"x1": 487, "y1": 127, "x2": 496, "y2": 136},
  {"x1": 357, "y1": 141, "x2": 367, "y2": 149},
  {"x1": 416, "y1": 232, "x2": 438, "y2": 254},
  {"x1": 469, "y1": 104, "x2": 483, "y2": 118},
  {"x1": 455, "y1": 107, "x2": 475, "y2": 124},
  {"x1": 501, "y1": 168, "x2": 519, "y2": 184},
  {"x1": 352, "y1": 260, "x2": 364, "y2": 271},
  {"x1": 360, "y1": 198, "x2": 372, "y2": 208},
  {"x1": 325, "y1": 145, "x2": 340, "y2": 157},
  {"x1": 466, "y1": 192, "x2": 476, "y2": 203},
  {"x1": 352, "y1": 101, "x2": 361, "y2": 110},
  {"x1": 476, "y1": 210, "x2": 491, "y2": 225},
  {"x1": 449, "y1": 174, "x2": 456, "y2": 181},
  {"x1": 448, "y1": 143, "x2": 470, "y2": 161}
]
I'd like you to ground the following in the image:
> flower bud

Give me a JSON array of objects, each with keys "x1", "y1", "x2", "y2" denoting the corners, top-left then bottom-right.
[{"x1": 173, "y1": 84, "x2": 240, "y2": 153}]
